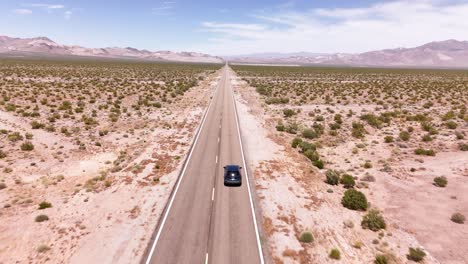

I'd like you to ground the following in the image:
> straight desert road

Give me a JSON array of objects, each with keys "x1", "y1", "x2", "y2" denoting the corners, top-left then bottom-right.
[{"x1": 144, "y1": 66, "x2": 264, "y2": 264}]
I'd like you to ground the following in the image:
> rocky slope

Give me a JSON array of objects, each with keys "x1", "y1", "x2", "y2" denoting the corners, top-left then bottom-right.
[
  {"x1": 229, "y1": 40, "x2": 468, "y2": 68},
  {"x1": 0, "y1": 35, "x2": 224, "y2": 63}
]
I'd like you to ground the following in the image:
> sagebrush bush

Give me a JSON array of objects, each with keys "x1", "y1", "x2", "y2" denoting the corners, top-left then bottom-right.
[
  {"x1": 276, "y1": 123, "x2": 285, "y2": 132},
  {"x1": 302, "y1": 128, "x2": 317, "y2": 139},
  {"x1": 361, "y1": 209, "x2": 386, "y2": 231},
  {"x1": 325, "y1": 170, "x2": 340, "y2": 185},
  {"x1": 445, "y1": 121, "x2": 458, "y2": 129},
  {"x1": 384, "y1": 136, "x2": 394, "y2": 143},
  {"x1": 433, "y1": 176, "x2": 447, "y2": 187},
  {"x1": 35, "y1": 214, "x2": 49, "y2": 222},
  {"x1": 329, "y1": 249, "x2": 341, "y2": 260},
  {"x1": 451, "y1": 213, "x2": 465, "y2": 224},
  {"x1": 342, "y1": 189, "x2": 368, "y2": 211},
  {"x1": 298, "y1": 231, "x2": 314, "y2": 243},
  {"x1": 304, "y1": 149, "x2": 319, "y2": 162},
  {"x1": 340, "y1": 174, "x2": 355, "y2": 188},
  {"x1": 459, "y1": 143, "x2": 468, "y2": 151},
  {"x1": 291, "y1": 137, "x2": 302, "y2": 148},
  {"x1": 283, "y1": 109, "x2": 296, "y2": 118},
  {"x1": 407, "y1": 247, "x2": 426, "y2": 262},
  {"x1": 37, "y1": 245, "x2": 50, "y2": 253},
  {"x1": 20, "y1": 141, "x2": 34, "y2": 151},
  {"x1": 414, "y1": 148, "x2": 435, "y2": 156},
  {"x1": 375, "y1": 255, "x2": 388, "y2": 264},
  {"x1": 0, "y1": 183, "x2": 6, "y2": 190},
  {"x1": 38, "y1": 201, "x2": 52, "y2": 210},
  {"x1": 313, "y1": 159, "x2": 324, "y2": 169},
  {"x1": 399, "y1": 131, "x2": 410, "y2": 141},
  {"x1": 0, "y1": 150, "x2": 6, "y2": 159}
]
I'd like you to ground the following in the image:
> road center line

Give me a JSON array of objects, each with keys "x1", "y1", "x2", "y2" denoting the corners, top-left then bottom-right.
[
  {"x1": 211, "y1": 187, "x2": 215, "y2": 201},
  {"x1": 205, "y1": 253, "x2": 209, "y2": 264},
  {"x1": 215, "y1": 155, "x2": 218, "y2": 163}
]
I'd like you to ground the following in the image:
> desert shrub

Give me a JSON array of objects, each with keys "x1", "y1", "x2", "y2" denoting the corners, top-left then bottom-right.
[
  {"x1": 25, "y1": 133, "x2": 33, "y2": 140},
  {"x1": 315, "y1": 115, "x2": 324, "y2": 122},
  {"x1": 37, "y1": 245, "x2": 51, "y2": 253},
  {"x1": 285, "y1": 123, "x2": 299, "y2": 134},
  {"x1": 421, "y1": 122, "x2": 438, "y2": 135},
  {"x1": 276, "y1": 123, "x2": 285, "y2": 132},
  {"x1": 256, "y1": 86, "x2": 270, "y2": 96},
  {"x1": 433, "y1": 176, "x2": 447, "y2": 187},
  {"x1": 451, "y1": 213, "x2": 465, "y2": 224},
  {"x1": 459, "y1": 143, "x2": 468, "y2": 151},
  {"x1": 375, "y1": 255, "x2": 388, "y2": 264},
  {"x1": 31, "y1": 121, "x2": 45, "y2": 129},
  {"x1": 302, "y1": 128, "x2": 317, "y2": 139},
  {"x1": 59, "y1": 100, "x2": 72, "y2": 110},
  {"x1": 442, "y1": 111, "x2": 455, "y2": 121},
  {"x1": 407, "y1": 247, "x2": 426, "y2": 262},
  {"x1": 98, "y1": 130, "x2": 109, "y2": 137},
  {"x1": 422, "y1": 134, "x2": 432, "y2": 142},
  {"x1": 399, "y1": 131, "x2": 410, "y2": 141},
  {"x1": 325, "y1": 170, "x2": 340, "y2": 185},
  {"x1": 35, "y1": 214, "x2": 49, "y2": 222},
  {"x1": 0, "y1": 150, "x2": 6, "y2": 159},
  {"x1": 313, "y1": 160, "x2": 324, "y2": 169},
  {"x1": 0, "y1": 183, "x2": 6, "y2": 190},
  {"x1": 351, "y1": 122, "x2": 366, "y2": 138},
  {"x1": 8, "y1": 132, "x2": 23, "y2": 142},
  {"x1": 299, "y1": 141, "x2": 316, "y2": 152},
  {"x1": 342, "y1": 189, "x2": 368, "y2": 211},
  {"x1": 334, "y1": 114, "x2": 343, "y2": 124},
  {"x1": 265, "y1": 97, "x2": 289, "y2": 104},
  {"x1": 283, "y1": 109, "x2": 296, "y2": 118},
  {"x1": 20, "y1": 141, "x2": 35, "y2": 151},
  {"x1": 329, "y1": 122, "x2": 341, "y2": 130},
  {"x1": 455, "y1": 132, "x2": 464, "y2": 140},
  {"x1": 360, "y1": 114, "x2": 382, "y2": 128},
  {"x1": 291, "y1": 137, "x2": 302, "y2": 148},
  {"x1": 445, "y1": 121, "x2": 458, "y2": 129},
  {"x1": 38, "y1": 201, "x2": 52, "y2": 210},
  {"x1": 298, "y1": 231, "x2": 314, "y2": 243},
  {"x1": 340, "y1": 174, "x2": 355, "y2": 188},
  {"x1": 363, "y1": 161, "x2": 373, "y2": 168},
  {"x1": 361, "y1": 209, "x2": 386, "y2": 231},
  {"x1": 304, "y1": 149, "x2": 319, "y2": 162},
  {"x1": 329, "y1": 249, "x2": 341, "y2": 260},
  {"x1": 414, "y1": 148, "x2": 435, "y2": 156},
  {"x1": 384, "y1": 136, "x2": 394, "y2": 143}
]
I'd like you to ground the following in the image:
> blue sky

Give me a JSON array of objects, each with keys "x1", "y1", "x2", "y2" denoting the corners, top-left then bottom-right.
[{"x1": 1, "y1": 0, "x2": 468, "y2": 55}]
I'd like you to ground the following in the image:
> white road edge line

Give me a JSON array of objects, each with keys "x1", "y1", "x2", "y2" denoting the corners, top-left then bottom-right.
[
  {"x1": 144, "y1": 72, "x2": 219, "y2": 264},
  {"x1": 231, "y1": 71, "x2": 265, "y2": 264},
  {"x1": 215, "y1": 155, "x2": 218, "y2": 163},
  {"x1": 205, "y1": 253, "x2": 209, "y2": 264}
]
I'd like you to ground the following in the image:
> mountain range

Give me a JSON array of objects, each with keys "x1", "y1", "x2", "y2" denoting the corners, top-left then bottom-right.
[
  {"x1": 0, "y1": 36, "x2": 224, "y2": 63},
  {"x1": 1, "y1": 36, "x2": 468, "y2": 68},
  {"x1": 228, "y1": 40, "x2": 468, "y2": 68}
]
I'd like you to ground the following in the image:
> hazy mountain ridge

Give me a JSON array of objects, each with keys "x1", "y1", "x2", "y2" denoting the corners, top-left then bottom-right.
[
  {"x1": 0, "y1": 36, "x2": 224, "y2": 63},
  {"x1": 229, "y1": 40, "x2": 468, "y2": 68}
]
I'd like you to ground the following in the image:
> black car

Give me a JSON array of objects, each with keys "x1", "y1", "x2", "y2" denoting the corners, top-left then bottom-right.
[{"x1": 223, "y1": 165, "x2": 242, "y2": 186}]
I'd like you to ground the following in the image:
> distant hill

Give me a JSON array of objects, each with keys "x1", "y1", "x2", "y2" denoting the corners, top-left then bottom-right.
[
  {"x1": 0, "y1": 35, "x2": 224, "y2": 63},
  {"x1": 228, "y1": 40, "x2": 468, "y2": 68}
]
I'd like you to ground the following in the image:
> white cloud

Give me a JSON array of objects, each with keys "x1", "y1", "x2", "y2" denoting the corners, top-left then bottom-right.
[
  {"x1": 13, "y1": 9, "x2": 33, "y2": 15},
  {"x1": 29, "y1": 4, "x2": 65, "y2": 9},
  {"x1": 199, "y1": 0, "x2": 468, "y2": 55},
  {"x1": 64, "y1": 10, "x2": 72, "y2": 19},
  {"x1": 152, "y1": 1, "x2": 176, "y2": 15}
]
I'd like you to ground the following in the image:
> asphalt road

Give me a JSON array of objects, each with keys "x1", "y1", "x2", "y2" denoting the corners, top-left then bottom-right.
[{"x1": 145, "y1": 66, "x2": 263, "y2": 264}]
